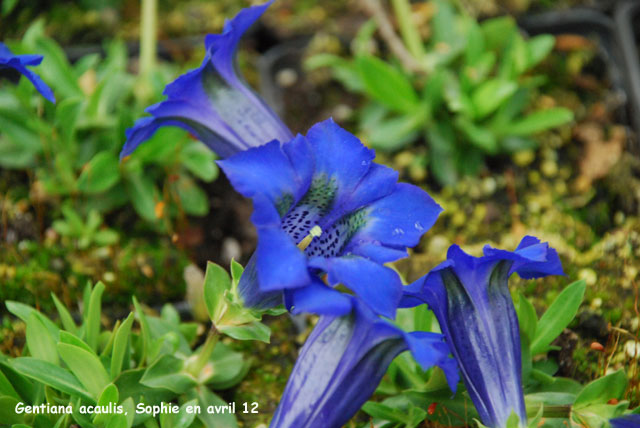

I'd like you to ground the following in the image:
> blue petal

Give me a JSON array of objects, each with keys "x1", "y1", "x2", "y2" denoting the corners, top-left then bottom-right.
[
  {"x1": 308, "y1": 256, "x2": 401, "y2": 319},
  {"x1": 404, "y1": 331, "x2": 459, "y2": 392},
  {"x1": 610, "y1": 415, "x2": 640, "y2": 428},
  {"x1": 0, "y1": 43, "x2": 55, "y2": 103},
  {"x1": 306, "y1": 119, "x2": 375, "y2": 209},
  {"x1": 483, "y1": 235, "x2": 564, "y2": 279},
  {"x1": 120, "y1": 2, "x2": 291, "y2": 160},
  {"x1": 236, "y1": 253, "x2": 283, "y2": 309},
  {"x1": 218, "y1": 139, "x2": 301, "y2": 205},
  {"x1": 346, "y1": 183, "x2": 442, "y2": 260},
  {"x1": 255, "y1": 225, "x2": 310, "y2": 292},
  {"x1": 286, "y1": 278, "x2": 353, "y2": 316}
]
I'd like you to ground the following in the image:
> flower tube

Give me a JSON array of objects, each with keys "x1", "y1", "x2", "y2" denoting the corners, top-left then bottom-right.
[
  {"x1": 270, "y1": 299, "x2": 458, "y2": 428},
  {"x1": 400, "y1": 236, "x2": 564, "y2": 428},
  {"x1": 120, "y1": 1, "x2": 292, "y2": 160}
]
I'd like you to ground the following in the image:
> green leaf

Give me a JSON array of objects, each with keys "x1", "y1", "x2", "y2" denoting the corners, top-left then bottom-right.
[
  {"x1": 140, "y1": 354, "x2": 197, "y2": 394},
  {"x1": 59, "y1": 331, "x2": 93, "y2": 354},
  {"x1": 356, "y1": 55, "x2": 418, "y2": 113},
  {"x1": 362, "y1": 401, "x2": 410, "y2": 423},
  {"x1": 132, "y1": 297, "x2": 153, "y2": 366},
  {"x1": 0, "y1": 369, "x2": 20, "y2": 400},
  {"x1": 124, "y1": 173, "x2": 158, "y2": 222},
  {"x1": 78, "y1": 152, "x2": 121, "y2": 194},
  {"x1": 218, "y1": 322, "x2": 270, "y2": 343},
  {"x1": 57, "y1": 343, "x2": 110, "y2": 399},
  {"x1": 160, "y1": 399, "x2": 198, "y2": 428},
  {"x1": 207, "y1": 343, "x2": 250, "y2": 390},
  {"x1": 366, "y1": 110, "x2": 425, "y2": 151},
  {"x1": 304, "y1": 53, "x2": 363, "y2": 92},
  {"x1": 111, "y1": 313, "x2": 134, "y2": 380},
  {"x1": 189, "y1": 387, "x2": 238, "y2": 428},
  {"x1": 11, "y1": 358, "x2": 95, "y2": 403},
  {"x1": 573, "y1": 370, "x2": 628, "y2": 409},
  {"x1": 5, "y1": 302, "x2": 60, "y2": 338},
  {"x1": 94, "y1": 384, "x2": 119, "y2": 425},
  {"x1": 32, "y1": 36, "x2": 82, "y2": 99},
  {"x1": 527, "y1": 35, "x2": 555, "y2": 69},
  {"x1": 454, "y1": 117, "x2": 498, "y2": 153},
  {"x1": 203, "y1": 262, "x2": 232, "y2": 323},
  {"x1": 230, "y1": 259, "x2": 244, "y2": 290},
  {"x1": 0, "y1": 396, "x2": 23, "y2": 425},
  {"x1": 496, "y1": 108, "x2": 574, "y2": 137},
  {"x1": 51, "y1": 294, "x2": 78, "y2": 336},
  {"x1": 515, "y1": 292, "x2": 537, "y2": 343},
  {"x1": 499, "y1": 32, "x2": 529, "y2": 79},
  {"x1": 481, "y1": 16, "x2": 516, "y2": 51},
  {"x1": 471, "y1": 79, "x2": 518, "y2": 119},
  {"x1": 85, "y1": 282, "x2": 105, "y2": 352},
  {"x1": 179, "y1": 142, "x2": 218, "y2": 182},
  {"x1": 175, "y1": 175, "x2": 209, "y2": 216},
  {"x1": 531, "y1": 280, "x2": 586, "y2": 355},
  {"x1": 105, "y1": 414, "x2": 129, "y2": 428},
  {"x1": 26, "y1": 313, "x2": 59, "y2": 365}
]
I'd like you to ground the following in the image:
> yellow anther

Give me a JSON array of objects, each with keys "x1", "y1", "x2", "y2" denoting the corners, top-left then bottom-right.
[{"x1": 297, "y1": 225, "x2": 323, "y2": 251}]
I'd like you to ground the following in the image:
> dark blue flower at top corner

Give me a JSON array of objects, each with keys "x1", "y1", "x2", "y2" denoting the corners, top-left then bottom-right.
[
  {"x1": 610, "y1": 414, "x2": 640, "y2": 428},
  {"x1": 0, "y1": 42, "x2": 55, "y2": 103},
  {"x1": 270, "y1": 298, "x2": 459, "y2": 428},
  {"x1": 400, "y1": 236, "x2": 564, "y2": 428},
  {"x1": 219, "y1": 118, "x2": 443, "y2": 319},
  {"x1": 120, "y1": 1, "x2": 292, "y2": 160}
]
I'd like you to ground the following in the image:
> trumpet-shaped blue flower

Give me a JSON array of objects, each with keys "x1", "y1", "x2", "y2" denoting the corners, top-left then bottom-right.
[
  {"x1": 270, "y1": 299, "x2": 458, "y2": 428},
  {"x1": 400, "y1": 236, "x2": 564, "y2": 428},
  {"x1": 610, "y1": 415, "x2": 640, "y2": 428},
  {"x1": 0, "y1": 42, "x2": 55, "y2": 103},
  {"x1": 120, "y1": 1, "x2": 292, "y2": 160},
  {"x1": 218, "y1": 118, "x2": 442, "y2": 318}
]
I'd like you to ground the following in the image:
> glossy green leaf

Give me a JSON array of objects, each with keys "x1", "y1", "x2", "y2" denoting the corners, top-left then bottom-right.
[
  {"x1": 531, "y1": 280, "x2": 586, "y2": 355},
  {"x1": 11, "y1": 358, "x2": 95, "y2": 403},
  {"x1": 51, "y1": 294, "x2": 78, "y2": 336},
  {"x1": 59, "y1": 331, "x2": 93, "y2": 354},
  {"x1": 111, "y1": 313, "x2": 134, "y2": 380},
  {"x1": 218, "y1": 322, "x2": 270, "y2": 343},
  {"x1": 6, "y1": 302, "x2": 60, "y2": 338},
  {"x1": 366, "y1": 110, "x2": 425, "y2": 151},
  {"x1": 94, "y1": 384, "x2": 119, "y2": 425},
  {"x1": 85, "y1": 282, "x2": 105, "y2": 352},
  {"x1": 0, "y1": 396, "x2": 23, "y2": 425},
  {"x1": 356, "y1": 55, "x2": 418, "y2": 113},
  {"x1": 26, "y1": 313, "x2": 59, "y2": 365},
  {"x1": 471, "y1": 79, "x2": 517, "y2": 119},
  {"x1": 573, "y1": 370, "x2": 628, "y2": 409},
  {"x1": 140, "y1": 354, "x2": 197, "y2": 394},
  {"x1": 57, "y1": 343, "x2": 110, "y2": 399},
  {"x1": 203, "y1": 262, "x2": 232, "y2": 323}
]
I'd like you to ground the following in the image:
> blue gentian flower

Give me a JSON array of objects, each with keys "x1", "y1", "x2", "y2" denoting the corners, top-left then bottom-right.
[
  {"x1": 0, "y1": 42, "x2": 55, "y2": 103},
  {"x1": 218, "y1": 118, "x2": 442, "y2": 318},
  {"x1": 610, "y1": 414, "x2": 640, "y2": 428},
  {"x1": 270, "y1": 299, "x2": 458, "y2": 428},
  {"x1": 120, "y1": 1, "x2": 292, "y2": 160},
  {"x1": 400, "y1": 236, "x2": 564, "y2": 428}
]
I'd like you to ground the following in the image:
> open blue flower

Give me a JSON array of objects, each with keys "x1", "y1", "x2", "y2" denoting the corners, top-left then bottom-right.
[
  {"x1": 120, "y1": 1, "x2": 292, "y2": 160},
  {"x1": 610, "y1": 414, "x2": 640, "y2": 428},
  {"x1": 400, "y1": 236, "x2": 564, "y2": 428},
  {"x1": 270, "y1": 299, "x2": 458, "y2": 428},
  {"x1": 218, "y1": 118, "x2": 442, "y2": 318},
  {"x1": 0, "y1": 42, "x2": 55, "y2": 103}
]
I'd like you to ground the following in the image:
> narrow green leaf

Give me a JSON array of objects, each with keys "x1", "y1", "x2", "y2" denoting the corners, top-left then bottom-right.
[
  {"x1": 78, "y1": 152, "x2": 121, "y2": 194},
  {"x1": 573, "y1": 370, "x2": 628, "y2": 409},
  {"x1": 11, "y1": 358, "x2": 95, "y2": 403},
  {"x1": 26, "y1": 313, "x2": 59, "y2": 365},
  {"x1": 111, "y1": 313, "x2": 134, "y2": 380},
  {"x1": 531, "y1": 280, "x2": 586, "y2": 355},
  {"x1": 497, "y1": 108, "x2": 574, "y2": 137},
  {"x1": 51, "y1": 294, "x2": 78, "y2": 336},
  {"x1": 57, "y1": 343, "x2": 110, "y2": 399},
  {"x1": 218, "y1": 322, "x2": 271, "y2": 343},
  {"x1": 203, "y1": 262, "x2": 232, "y2": 323},
  {"x1": 515, "y1": 292, "x2": 537, "y2": 343},
  {"x1": 140, "y1": 354, "x2": 197, "y2": 394},
  {"x1": 94, "y1": 384, "x2": 119, "y2": 426},
  {"x1": 471, "y1": 79, "x2": 517, "y2": 119},
  {"x1": 132, "y1": 297, "x2": 153, "y2": 365},
  {"x1": 59, "y1": 331, "x2": 93, "y2": 354},
  {"x1": 6, "y1": 301, "x2": 59, "y2": 338},
  {"x1": 0, "y1": 369, "x2": 20, "y2": 400},
  {"x1": 356, "y1": 55, "x2": 418, "y2": 113},
  {"x1": 527, "y1": 34, "x2": 555, "y2": 69},
  {"x1": 85, "y1": 282, "x2": 105, "y2": 352},
  {"x1": 0, "y1": 396, "x2": 23, "y2": 425}
]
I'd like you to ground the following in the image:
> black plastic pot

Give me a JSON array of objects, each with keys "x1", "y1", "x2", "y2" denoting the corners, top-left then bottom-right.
[
  {"x1": 614, "y1": 1, "x2": 640, "y2": 139},
  {"x1": 519, "y1": 8, "x2": 630, "y2": 127}
]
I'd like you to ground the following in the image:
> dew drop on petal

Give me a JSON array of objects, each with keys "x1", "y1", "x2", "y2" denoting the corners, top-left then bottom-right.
[
  {"x1": 392, "y1": 228, "x2": 405, "y2": 236},
  {"x1": 414, "y1": 221, "x2": 424, "y2": 231}
]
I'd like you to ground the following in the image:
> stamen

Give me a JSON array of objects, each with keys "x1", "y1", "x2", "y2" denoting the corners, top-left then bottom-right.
[{"x1": 297, "y1": 225, "x2": 323, "y2": 251}]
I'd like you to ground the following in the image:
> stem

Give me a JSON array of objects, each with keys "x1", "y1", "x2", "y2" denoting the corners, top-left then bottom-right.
[
  {"x1": 391, "y1": 0, "x2": 425, "y2": 60},
  {"x1": 526, "y1": 404, "x2": 572, "y2": 419},
  {"x1": 189, "y1": 326, "x2": 219, "y2": 377},
  {"x1": 139, "y1": 0, "x2": 157, "y2": 77}
]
